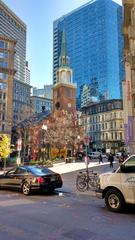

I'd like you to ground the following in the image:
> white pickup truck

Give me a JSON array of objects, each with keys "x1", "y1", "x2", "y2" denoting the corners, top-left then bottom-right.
[{"x1": 96, "y1": 154, "x2": 135, "y2": 212}]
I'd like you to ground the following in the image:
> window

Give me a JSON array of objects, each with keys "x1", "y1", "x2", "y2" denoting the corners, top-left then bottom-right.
[
  {"x1": 3, "y1": 93, "x2": 6, "y2": 100},
  {"x1": 123, "y1": 156, "x2": 135, "y2": 173},
  {"x1": 0, "y1": 61, "x2": 8, "y2": 68},
  {"x1": 2, "y1": 124, "x2": 4, "y2": 131},
  {"x1": 0, "y1": 51, "x2": 8, "y2": 58},
  {"x1": 15, "y1": 167, "x2": 28, "y2": 174},
  {"x1": 0, "y1": 41, "x2": 8, "y2": 49},
  {"x1": 0, "y1": 83, "x2": 7, "y2": 89},
  {"x1": 3, "y1": 103, "x2": 6, "y2": 110},
  {"x1": 2, "y1": 114, "x2": 5, "y2": 121},
  {"x1": 0, "y1": 41, "x2": 4, "y2": 48},
  {"x1": 120, "y1": 132, "x2": 122, "y2": 140},
  {"x1": 0, "y1": 73, "x2": 8, "y2": 80},
  {"x1": 6, "y1": 168, "x2": 16, "y2": 175}
]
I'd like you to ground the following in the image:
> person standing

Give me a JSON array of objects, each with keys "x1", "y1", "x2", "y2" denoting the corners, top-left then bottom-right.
[
  {"x1": 108, "y1": 153, "x2": 114, "y2": 168},
  {"x1": 99, "y1": 154, "x2": 103, "y2": 164}
]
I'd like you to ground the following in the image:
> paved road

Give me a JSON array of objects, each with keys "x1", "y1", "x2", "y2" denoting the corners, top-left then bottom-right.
[{"x1": 0, "y1": 163, "x2": 135, "y2": 240}]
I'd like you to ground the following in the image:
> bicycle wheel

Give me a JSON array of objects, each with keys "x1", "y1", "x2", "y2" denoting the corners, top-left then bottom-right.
[
  {"x1": 88, "y1": 176, "x2": 98, "y2": 190},
  {"x1": 76, "y1": 174, "x2": 87, "y2": 192}
]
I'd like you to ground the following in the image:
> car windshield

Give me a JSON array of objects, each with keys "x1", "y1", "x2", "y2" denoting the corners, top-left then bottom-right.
[{"x1": 27, "y1": 166, "x2": 54, "y2": 176}]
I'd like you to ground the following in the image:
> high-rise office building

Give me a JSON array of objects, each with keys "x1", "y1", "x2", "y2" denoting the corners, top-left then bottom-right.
[
  {"x1": 0, "y1": 0, "x2": 26, "y2": 84},
  {"x1": 33, "y1": 85, "x2": 53, "y2": 100},
  {"x1": 53, "y1": 0, "x2": 124, "y2": 108},
  {"x1": 0, "y1": 0, "x2": 31, "y2": 126},
  {"x1": 0, "y1": 35, "x2": 16, "y2": 134},
  {"x1": 25, "y1": 61, "x2": 30, "y2": 85}
]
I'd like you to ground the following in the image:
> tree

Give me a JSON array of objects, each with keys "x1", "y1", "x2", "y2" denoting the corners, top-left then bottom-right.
[
  {"x1": 0, "y1": 134, "x2": 13, "y2": 170},
  {"x1": 43, "y1": 110, "x2": 85, "y2": 158},
  {"x1": 0, "y1": 134, "x2": 11, "y2": 158}
]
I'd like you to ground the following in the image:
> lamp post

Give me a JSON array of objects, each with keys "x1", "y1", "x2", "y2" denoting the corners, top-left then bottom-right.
[
  {"x1": 16, "y1": 137, "x2": 22, "y2": 166},
  {"x1": 77, "y1": 135, "x2": 80, "y2": 160},
  {"x1": 84, "y1": 135, "x2": 90, "y2": 174},
  {"x1": 41, "y1": 124, "x2": 47, "y2": 162}
]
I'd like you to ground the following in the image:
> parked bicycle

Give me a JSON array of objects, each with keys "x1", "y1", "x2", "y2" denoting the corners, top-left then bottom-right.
[{"x1": 76, "y1": 170, "x2": 99, "y2": 192}]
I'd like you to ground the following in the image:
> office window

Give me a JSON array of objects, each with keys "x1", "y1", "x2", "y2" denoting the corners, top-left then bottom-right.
[
  {"x1": 0, "y1": 83, "x2": 7, "y2": 89},
  {"x1": 0, "y1": 41, "x2": 8, "y2": 49},
  {"x1": 0, "y1": 72, "x2": 8, "y2": 80},
  {"x1": 2, "y1": 124, "x2": 5, "y2": 131}
]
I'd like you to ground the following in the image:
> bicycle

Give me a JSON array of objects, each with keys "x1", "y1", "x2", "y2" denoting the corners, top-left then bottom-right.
[{"x1": 76, "y1": 170, "x2": 99, "y2": 192}]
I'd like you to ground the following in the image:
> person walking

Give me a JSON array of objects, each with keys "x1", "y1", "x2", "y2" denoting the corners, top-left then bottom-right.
[
  {"x1": 108, "y1": 153, "x2": 114, "y2": 168},
  {"x1": 99, "y1": 154, "x2": 103, "y2": 164}
]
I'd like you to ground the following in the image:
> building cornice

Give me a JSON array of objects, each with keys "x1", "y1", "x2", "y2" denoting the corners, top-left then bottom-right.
[
  {"x1": 53, "y1": 82, "x2": 76, "y2": 89},
  {"x1": 0, "y1": 0, "x2": 26, "y2": 30}
]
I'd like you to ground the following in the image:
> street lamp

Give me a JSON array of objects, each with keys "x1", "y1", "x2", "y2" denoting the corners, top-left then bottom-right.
[
  {"x1": 41, "y1": 124, "x2": 47, "y2": 162},
  {"x1": 84, "y1": 135, "x2": 90, "y2": 174},
  {"x1": 76, "y1": 135, "x2": 81, "y2": 161}
]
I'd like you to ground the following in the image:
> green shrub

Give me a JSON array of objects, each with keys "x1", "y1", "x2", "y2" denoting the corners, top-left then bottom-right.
[{"x1": 29, "y1": 160, "x2": 53, "y2": 167}]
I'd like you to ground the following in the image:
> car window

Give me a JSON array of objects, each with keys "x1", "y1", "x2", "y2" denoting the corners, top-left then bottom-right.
[
  {"x1": 28, "y1": 166, "x2": 53, "y2": 175},
  {"x1": 123, "y1": 156, "x2": 135, "y2": 173},
  {"x1": 6, "y1": 168, "x2": 17, "y2": 175},
  {"x1": 15, "y1": 167, "x2": 28, "y2": 174}
]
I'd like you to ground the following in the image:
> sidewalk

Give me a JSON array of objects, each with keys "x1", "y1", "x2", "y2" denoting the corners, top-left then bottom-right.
[
  {"x1": 0, "y1": 160, "x2": 110, "y2": 175},
  {"x1": 50, "y1": 161, "x2": 110, "y2": 174}
]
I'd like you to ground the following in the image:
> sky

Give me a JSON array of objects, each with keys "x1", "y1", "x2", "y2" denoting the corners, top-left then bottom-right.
[{"x1": 3, "y1": 0, "x2": 122, "y2": 88}]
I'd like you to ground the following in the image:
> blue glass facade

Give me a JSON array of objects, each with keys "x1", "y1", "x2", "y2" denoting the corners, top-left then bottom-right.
[{"x1": 53, "y1": 0, "x2": 124, "y2": 108}]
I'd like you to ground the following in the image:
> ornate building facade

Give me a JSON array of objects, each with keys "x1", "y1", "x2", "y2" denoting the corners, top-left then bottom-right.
[
  {"x1": 122, "y1": 0, "x2": 135, "y2": 153},
  {"x1": 81, "y1": 99, "x2": 124, "y2": 153}
]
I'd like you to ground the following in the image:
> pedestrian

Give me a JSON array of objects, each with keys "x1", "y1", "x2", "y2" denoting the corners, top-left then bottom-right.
[
  {"x1": 108, "y1": 153, "x2": 114, "y2": 168},
  {"x1": 99, "y1": 154, "x2": 103, "y2": 164}
]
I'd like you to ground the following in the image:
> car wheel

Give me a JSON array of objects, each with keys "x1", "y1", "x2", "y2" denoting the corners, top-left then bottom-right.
[
  {"x1": 22, "y1": 181, "x2": 31, "y2": 195},
  {"x1": 105, "y1": 189, "x2": 125, "y2": 212}
]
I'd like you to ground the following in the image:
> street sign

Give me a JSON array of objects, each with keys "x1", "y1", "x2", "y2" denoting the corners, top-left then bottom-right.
[{"x1": 17, "y1": 138, "x2": 22, "y2": 151}]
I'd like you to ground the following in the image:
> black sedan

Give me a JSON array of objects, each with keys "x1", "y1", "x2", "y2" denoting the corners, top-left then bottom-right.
[{"x1": 0, "y1": 165, "x2": 63, "y2": 195}]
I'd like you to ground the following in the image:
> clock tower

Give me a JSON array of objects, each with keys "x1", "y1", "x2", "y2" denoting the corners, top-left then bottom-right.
[{"x1": 53, "y1": 29, "x2": 76, "y2": 113}]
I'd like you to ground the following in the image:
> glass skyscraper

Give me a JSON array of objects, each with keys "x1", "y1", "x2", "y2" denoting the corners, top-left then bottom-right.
[{"x1": 53, "y1": 0, "x2": 124, "y2": 108}]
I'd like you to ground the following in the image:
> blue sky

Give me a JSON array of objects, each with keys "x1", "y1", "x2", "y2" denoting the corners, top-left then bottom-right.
[{"x1": 3, "y1": 0, "x2": 122, "y2": 88}]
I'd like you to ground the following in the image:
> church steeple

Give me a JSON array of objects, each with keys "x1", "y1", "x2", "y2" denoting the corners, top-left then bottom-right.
[
  {"x1": 53, "y1": 26, "x2": 76, "y2": 113},
  {"x1": 59, "y1": 29, "x2": 69, "y2": 67}
]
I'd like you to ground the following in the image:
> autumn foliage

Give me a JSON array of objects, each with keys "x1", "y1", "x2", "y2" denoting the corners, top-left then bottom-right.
[
  {"x1": 16, "y1": 110, "x2": 85, "y2": 161},
  {"x1": 0, "y1": 134, "x2": 12, "y2": 159}
]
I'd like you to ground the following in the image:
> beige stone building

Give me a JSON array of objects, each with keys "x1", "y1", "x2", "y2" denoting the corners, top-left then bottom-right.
[
  {"x1": 81, "y1": 100, "x2": 124, "y2": 153},
  {"x1": 123, "y1": 0, "x2": 135, "y2": 153},
  {"x1": 0, "y1": 35, "x2": 16, "y2": 135}
]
